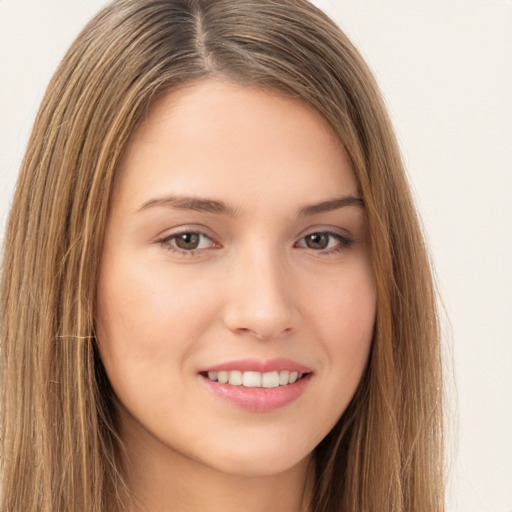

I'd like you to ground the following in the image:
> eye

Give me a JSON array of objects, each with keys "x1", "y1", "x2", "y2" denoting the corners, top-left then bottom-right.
[
  {"x1": 159, "y1": 231, "x2": 218, "y2": 253},
  {"x1": 296, "y1": 231, "x2": 352, "y2": 253}
]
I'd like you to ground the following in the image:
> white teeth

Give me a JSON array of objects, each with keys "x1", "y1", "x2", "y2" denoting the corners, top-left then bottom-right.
[
  {"x1": 243, "y1": 371, "x2": 262, "y2": 387},
  {"x1": 261, "y1": 371, "x2": 279, "y2": 388},
  {"x1": 206, "y1": 370, "x2": 305, "y2": 387},
  {"x1": 228, "y1": 370, "x2": 243, "y2": 386}
]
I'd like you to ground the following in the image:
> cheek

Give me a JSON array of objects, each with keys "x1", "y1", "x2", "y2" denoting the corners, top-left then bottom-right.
[
  {"x1": 94, "y1": 255, "x2": 217, "y2": 394},
  {"x1": 98, "y1": 252, "x2": 214, "y2": 335},
  {"x1": 304, "y1": 258, "x2": 376, "y2": 408},
  {"x1": 311, "y1": 256, "x2": 376, "y2": 349}
]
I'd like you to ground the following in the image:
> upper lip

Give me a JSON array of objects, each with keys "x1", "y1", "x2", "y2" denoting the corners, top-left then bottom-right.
[{"x1": 200, "y1": 357, "x2": 312, "y2": 374}]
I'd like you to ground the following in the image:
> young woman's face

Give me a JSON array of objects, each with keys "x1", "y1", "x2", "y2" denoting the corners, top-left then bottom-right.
[{"x1": 96, "y1": 80, "x2": 376, "y2": 479}]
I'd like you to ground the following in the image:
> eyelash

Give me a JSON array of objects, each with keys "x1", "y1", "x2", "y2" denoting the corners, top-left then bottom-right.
[
  {"x1": 295, "y1": 230, "x2": 354, "y2": 255},
  {"x1": 158, "y1": 230, "x2": 353, "y2": 256},
  {"x1": 158, "y1": 231, "x2": 219, "y2": 256}
]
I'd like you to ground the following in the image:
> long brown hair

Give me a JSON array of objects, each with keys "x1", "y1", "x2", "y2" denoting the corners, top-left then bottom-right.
[{"x1": 1, "y1": 1, "x2": 444, "y2": 511}]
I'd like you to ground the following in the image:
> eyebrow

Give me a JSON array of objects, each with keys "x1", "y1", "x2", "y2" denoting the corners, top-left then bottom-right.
[
  {"x1": 298, "y1": 196, "x2": 364, "y2": 216},
  {"x1": 137, "y1": 195, "x2": 239, "y2": 216},
  {"x1": 137, "y1": 194, "x2": 363, "y2": 216}
]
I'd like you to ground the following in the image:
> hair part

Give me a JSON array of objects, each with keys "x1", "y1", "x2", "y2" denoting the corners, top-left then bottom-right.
[{"x1": 1, "y1": 1, "x2": 444, "y2": 511}]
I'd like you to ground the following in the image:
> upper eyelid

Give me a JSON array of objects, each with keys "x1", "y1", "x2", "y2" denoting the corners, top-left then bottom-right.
[
  {"x1": 155, "y1": 225, "x2": 354, "y2": 247},
  {"x1": 155, "y1": 224, "x2": 217, "y2": 241},
  {"x1": 298, "y1": 225, "x2": 353, "y2": 239},
  {"x1": 295, "y1": 231, "x2": 352, "y2": 246},
  {"x1": 161, "y1": 231, "x2": 218, "y2": 246},
  {"x1": 301, "y1": 230, "x2": 348, "y2": 240},
  {"x1": 158, "y1": 231, "x2": 219, "y2": 255}
]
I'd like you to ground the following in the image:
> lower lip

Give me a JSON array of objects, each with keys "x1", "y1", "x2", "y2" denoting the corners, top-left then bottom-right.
[{"x1": 201, "y1": 374, "x2": 311, "y2": 412}]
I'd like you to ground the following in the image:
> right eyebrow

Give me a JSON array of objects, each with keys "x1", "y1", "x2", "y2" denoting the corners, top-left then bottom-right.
[{"x1": 136, "y1": 195, "x2": 239, "y2": 216}]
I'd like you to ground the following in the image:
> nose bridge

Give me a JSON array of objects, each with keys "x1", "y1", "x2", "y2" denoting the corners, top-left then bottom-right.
[{"x1": 223, "y1": 237, "x2": 297, "y2": 340}]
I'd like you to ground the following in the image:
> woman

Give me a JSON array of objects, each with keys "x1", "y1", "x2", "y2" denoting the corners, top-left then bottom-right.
[{"x1": 0, "y1": 1, "x2": 444, "y2": 511}]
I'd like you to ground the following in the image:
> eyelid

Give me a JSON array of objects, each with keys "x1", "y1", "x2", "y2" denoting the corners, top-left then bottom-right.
[
  {"x1": 156, "y1": 225, "x2": 221, "y2": 255},
  {"x1": 294, "y1": 228, "x2": 354, "y2": 253},
  {"x1": 297, "y1": 225, "x2": 353, "y2": 241},
  {"x1": 155, "y1": 224, "x2": 354, "y2": 257},
  {"x1": 154, "y1": 224, "x2": 218, "y2": 242}
]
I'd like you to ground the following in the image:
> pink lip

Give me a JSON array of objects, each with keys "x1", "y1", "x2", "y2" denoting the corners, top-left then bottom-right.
[
  {"x1": 199, "y1": 358, "x2": 313, "y2": 412},
  {"x1": 201, "y1": 357, "x2": 312, "y2": 374}
]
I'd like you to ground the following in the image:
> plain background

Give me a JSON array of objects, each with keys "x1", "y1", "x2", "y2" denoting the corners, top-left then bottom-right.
[{"x1": 1, "y1": 1, "x2": 511, "y2": 511}]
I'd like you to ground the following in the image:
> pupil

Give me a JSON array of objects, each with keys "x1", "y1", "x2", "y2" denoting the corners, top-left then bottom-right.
[
  {"x1": 307, "y1": 233, "x2": 328, "y2": 249},
  {"x1": 176, "y1": 233, "x2": 200, "y2": 250}
]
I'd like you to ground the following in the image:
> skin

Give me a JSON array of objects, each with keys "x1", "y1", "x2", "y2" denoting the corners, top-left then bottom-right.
[{"x1": 96, "y1": 79, "x2": 376, "y2": 512}]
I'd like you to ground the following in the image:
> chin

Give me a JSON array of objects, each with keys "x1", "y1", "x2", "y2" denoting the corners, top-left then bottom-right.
[
  {"x1": 209, "y1": 450, "x2": 312, "y2": 479},
  {"x1": 192, "y1": 429, "x2": 316, "y2": 478}
]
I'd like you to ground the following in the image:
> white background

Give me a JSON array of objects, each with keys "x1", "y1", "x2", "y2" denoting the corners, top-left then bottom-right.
[{"x1": 1, "y1": 1, "x2": 511, "y2": 511}]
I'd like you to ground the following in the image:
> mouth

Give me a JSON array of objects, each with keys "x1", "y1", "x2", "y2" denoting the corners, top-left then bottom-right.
[
  {"x1": 198, "y1": 359, "x2": 313, "y2": 412},
  {"x1": 200, "y1": 369, "x2": 309, "y2": 388}
]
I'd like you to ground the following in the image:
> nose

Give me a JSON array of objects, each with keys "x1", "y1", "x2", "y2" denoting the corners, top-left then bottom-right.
[{"x1": 222, "y1": 246, "x2": 299, "y2": 341}]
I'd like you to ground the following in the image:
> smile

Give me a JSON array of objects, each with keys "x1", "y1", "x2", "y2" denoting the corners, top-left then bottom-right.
[
  {"x1": 204, "y1": 370, "x2": 306, "y2": 388},
  {"x1": 199, "y1": 359, "x2": 313, "y2": 412}
]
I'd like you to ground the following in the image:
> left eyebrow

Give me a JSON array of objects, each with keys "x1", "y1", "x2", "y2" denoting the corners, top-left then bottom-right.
[{"x1": 298, "y1": 196, "x2": 364, "y2": 216}]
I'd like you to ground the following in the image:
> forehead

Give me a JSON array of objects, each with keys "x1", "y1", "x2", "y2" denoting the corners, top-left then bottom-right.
[{"x1": 115, "y1": 79, "x2": 358, "y2": 212}]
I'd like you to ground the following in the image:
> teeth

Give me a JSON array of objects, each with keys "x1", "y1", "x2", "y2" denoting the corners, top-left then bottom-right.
[
  {"x1": 261, "y1": 371, "x2": 279, "y2": 388},
  {"x1": 228, "y1": 370, "x2": 242, "y2": 386},
  {"x1": 217, "y1": 371, "x2": 229, "y2": 384},
  {"x1": 206, "y1": 370, "x2": 305, "y2": 387},
  {"x1": 243, "y1": 371, "x2": 262, "y2": 387}
]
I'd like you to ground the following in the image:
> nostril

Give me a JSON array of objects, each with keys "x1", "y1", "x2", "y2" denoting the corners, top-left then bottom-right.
[{"x1": 235, "y1": 328, "x2": 282, "y2": 341}]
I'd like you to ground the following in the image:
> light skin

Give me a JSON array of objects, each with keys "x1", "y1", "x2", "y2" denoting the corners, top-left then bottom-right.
[{"x1": 96, "y1": 80, "x2": 376, "y2": 512}]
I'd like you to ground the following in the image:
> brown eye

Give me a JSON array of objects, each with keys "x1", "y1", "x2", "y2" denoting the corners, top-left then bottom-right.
[
  {"x1": 296, "y1": 231, "x2": 352, "y2": 253},
  {"x1": 174, "y1": 233, "x2": 201, "y2": 250},
  {"x1": 304, "y1": 233, "x2": 330, "y2": 250},
  {"x1": 159, "y1": 230, "x2": 219, "y2": 255}
]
